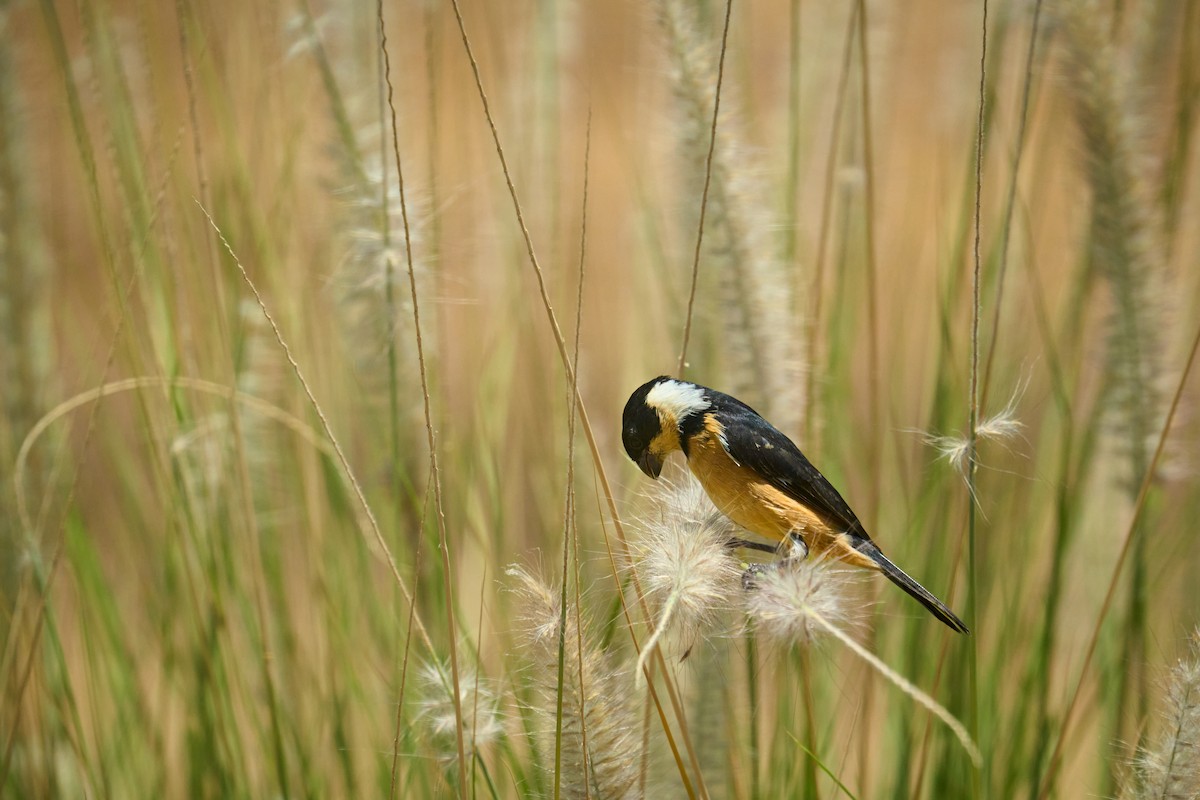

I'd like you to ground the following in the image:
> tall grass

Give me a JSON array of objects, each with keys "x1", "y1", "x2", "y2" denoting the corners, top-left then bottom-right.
[{"x1": 3, "y1": 1, "x2": 1199, "y2": 798}]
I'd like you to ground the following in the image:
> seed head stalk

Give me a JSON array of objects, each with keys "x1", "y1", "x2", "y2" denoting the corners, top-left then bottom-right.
[{"x1": 378, "y1": 3, "x2": 468, "y2": 792}]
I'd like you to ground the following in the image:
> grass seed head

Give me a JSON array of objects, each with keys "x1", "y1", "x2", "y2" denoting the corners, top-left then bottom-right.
[
  {"x1": 635, "y1": 477, "x2": 743, "y2": 664},
  {"x1": 976, "y1": 407, "x2": 1025, "y2": 443},
  {"x1": 655, "y1": 0, "x2": 806, "y2": 427},
  {"x1": 742, "y1": 558, "x2": 861, "y2": 647},
  {"x1": 1053, "y1": 0, "x2": 1168, "y2": 490},
  {"x1": 920, "y1": 383, "x2": 1026, "y2": 477},
  {"x1": 416, "y1": 659, "x2": 502, "y2": 767},
  {"x1": 507, "y1": 566, "x2": 643, "y2": 800},
  {"x1": 924, "y1": 432, "x2": 973, "y2": 475},
  {"x1": 1124, "y1": 627, "x2": 1200, "y2": 799}
]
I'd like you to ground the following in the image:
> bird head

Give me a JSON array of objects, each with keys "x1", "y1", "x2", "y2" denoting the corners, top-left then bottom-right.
[{"x1": 621, "y1": 376, "x2": 710, "y2": 479}]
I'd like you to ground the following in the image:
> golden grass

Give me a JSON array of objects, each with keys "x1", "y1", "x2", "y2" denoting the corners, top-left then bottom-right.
[{"x1": 2, "y1": 1, "x2": 1199, "y2": 797}]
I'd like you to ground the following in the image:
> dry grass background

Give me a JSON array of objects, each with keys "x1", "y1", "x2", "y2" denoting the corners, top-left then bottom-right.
[{"x1": 1, "y1": 0, "x2": 1199, "y2": 797}]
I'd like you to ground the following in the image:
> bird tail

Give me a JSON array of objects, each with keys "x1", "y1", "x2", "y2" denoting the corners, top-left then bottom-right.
[{"x1": 857, "y1": 541, "x2": 969, "y2": 634}]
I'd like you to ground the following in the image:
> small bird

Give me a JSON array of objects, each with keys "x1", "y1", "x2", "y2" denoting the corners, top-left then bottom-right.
[{"x1": 622, "y1": 376, "x2": 968, "y2": 634}]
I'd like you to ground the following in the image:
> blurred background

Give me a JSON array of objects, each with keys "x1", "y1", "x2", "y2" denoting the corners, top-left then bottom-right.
[{"x1": 1, "y1": 0, "x2": 1198, "y2": 797}]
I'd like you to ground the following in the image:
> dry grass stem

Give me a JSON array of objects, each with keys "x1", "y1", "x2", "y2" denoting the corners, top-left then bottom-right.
[
  {"x1": 196, "y1": 202, "x2": 432, "y2": 652},
  {"x1": 675, "y1": 0, "x2": 732, "y2": 379},
  {"x1": 379, "y1": 2, "x2": 469, "y2": 786},
  {"x1": 808, "y1": 604, "x2": 982, "y2": 767}
]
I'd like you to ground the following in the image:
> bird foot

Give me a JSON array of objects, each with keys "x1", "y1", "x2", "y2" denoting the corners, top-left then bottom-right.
[
  {"x1": 740, "y1": 533, "x2": 809, "y2": 590},
  {"x1": 741, "y1": 563, "x2": 769, "y2": 591}
]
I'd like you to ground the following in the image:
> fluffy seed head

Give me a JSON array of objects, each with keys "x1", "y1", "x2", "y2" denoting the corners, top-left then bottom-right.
[
  {"x1": 507, "y1": 564, "x2": 564, "y2": 646},
  {"x1": 1053, "y1": 0, "x2": 1168, "y2": 490},
  {"x1": 924, "y1": 432, "x2": 973, "y2": 475},
  {"x1": 920, "y1": 382, "x2": 1026, "y2": 477},
  {"x1": 507, "y1": 566, "x2": 643, "y2": 800},
  {"x1": 635, "y1": 477, "x2": 743, "y2": 644},
  {"x1": 976, "y1": 408, "x2": 1025, "y2": 444},
  {"x1": 742, "y1": 558, "x2": 861, "y2": 647},
  {"x1": 415, "y1": 660, "x2": 502, "y2": 766},
  {"x1": 330, "y1": 128, "x2": 432, "y2": 420},
  {"x1": 1124, "y1": 627, "x2": 1200, "y2": 799}
]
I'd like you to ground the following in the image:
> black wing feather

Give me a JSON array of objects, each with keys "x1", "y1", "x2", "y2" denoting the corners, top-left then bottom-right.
[
  {"x1": 710, "y1": 394, "x2": 867, "y2": 537},
  {"x1": 703, "y1": 390, "x2": 968, "y2": 634}
]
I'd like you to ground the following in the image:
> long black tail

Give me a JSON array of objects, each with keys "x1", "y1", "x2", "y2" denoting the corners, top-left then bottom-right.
[{"x1": 858, "y1": 542, "x2": 969, "y2": 634}]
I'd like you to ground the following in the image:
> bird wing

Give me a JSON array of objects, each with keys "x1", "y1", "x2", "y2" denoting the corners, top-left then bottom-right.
[{"x1": 714, "y1": 404, "x2": 866, "y2": 536}]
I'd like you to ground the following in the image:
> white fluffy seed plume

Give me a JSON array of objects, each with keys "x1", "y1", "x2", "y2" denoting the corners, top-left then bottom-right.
[
  {"x1": 741, "y1": 557, "x2": 861, "y2": 646},
  {"x1": 633, "y1": 477, "x2": 743, "y2": 678},
  {"x1": 507, "y1": 566, "x2": 643, "y2": 800},
  {"x1": 742, "y1": 558, "x2": 980, "y2": 764},
  {"x1": 415, "y1": 659, "x2": 502, "y2": 767},
  {"x1": 921, "y1": 381, "x2": 1027, "y2": 478}
]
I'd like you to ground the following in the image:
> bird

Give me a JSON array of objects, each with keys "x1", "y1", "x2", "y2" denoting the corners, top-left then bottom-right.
[{"x1": 621, "y1": 376, "x2": 969, "y2": 634}]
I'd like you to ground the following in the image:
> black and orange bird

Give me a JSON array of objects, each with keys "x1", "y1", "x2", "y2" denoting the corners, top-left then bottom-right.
[{"x1": 622, "y1": 376, "x2": 969, "y2": 634}]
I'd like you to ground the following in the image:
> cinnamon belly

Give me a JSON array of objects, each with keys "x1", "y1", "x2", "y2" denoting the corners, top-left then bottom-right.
[{"x1": 685, "y1": 421, "x2": 877, "y2": 570}]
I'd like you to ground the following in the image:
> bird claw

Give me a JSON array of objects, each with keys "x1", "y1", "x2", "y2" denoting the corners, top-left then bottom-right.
[
  {"x1": 741, "y1": 563, "x2": 769, "y2": 591},
  {"x1": 741, "y1": 533, "x2": 809, "y2": 590}
]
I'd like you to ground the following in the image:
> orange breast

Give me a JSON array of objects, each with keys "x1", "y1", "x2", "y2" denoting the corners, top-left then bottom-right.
[{"x1": 686, "y1": 415, "x2": 877, "y2": 569}]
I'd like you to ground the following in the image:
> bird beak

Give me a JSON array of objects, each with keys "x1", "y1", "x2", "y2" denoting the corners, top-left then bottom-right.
[{"x1": 637, "y1": 451, "x2": 663, "y2": 479}]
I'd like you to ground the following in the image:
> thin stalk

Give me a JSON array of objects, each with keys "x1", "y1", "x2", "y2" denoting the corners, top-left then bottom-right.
[
  {"x1": 198, "y1": 204, "x2": 431, "y2": 655},
  {"x1": 1161, "y1": 0, "x2": 1198, "y2": 246},
  {"x1": 570, "y1": 512, "x2": 591, "y2": 800},
  {"x1": 677, "y1": 0, "x2": 735, "y2": 378},
  {"x1": 854, "y1": 0, "x2": 880, "y2": 467},
  {"x1": 799, "y1": 648, "x2": 821, "y2": 799},
  {"x1": 966, "y1": 3, "x2": 990, "y2": 798},
  {"x1": 784, "y1": 0, "x2": 802, "y2": 270},
  {"x1": 807, "y1": 607, "x2": 981, "y2": 766},
  {"x1": 747, "y1": 635, "x2": 759, "y2": 799},
  {"x1": 377, "y1": 8, "x2": 403, "y2": 516},
  {"x1": 174, "y1": 0, "x2": 218, "y2": 297},
  {"x1": 471, "y1": 568, "x2": 488, "y2": 798},
  {"x1": 377, "y1": 6, "x2": 468, "y2": 794},
  {"x1": 425, "y1": 1, "x2": 441, "y2": 251},
  {"x1": 804, "y1": 3, "x2": 859, "y2": 449},
  {"x1": 392, "y1": 472, "x2": 432, "y2": 799},
  {"x1": 554, "y1": 111, "x2": 591, "y2": 800},
  {"x1": 978, "y1": 0, "x2": 1045, "y2": 411},
  {"x1": 853, "y1": 3, "x2": 882, "y2": 791}
]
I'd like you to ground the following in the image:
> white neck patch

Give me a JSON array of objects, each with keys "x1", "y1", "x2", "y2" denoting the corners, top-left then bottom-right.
[{"x1": 645, "y1": 380, "x2": 709, "y2": 422}]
